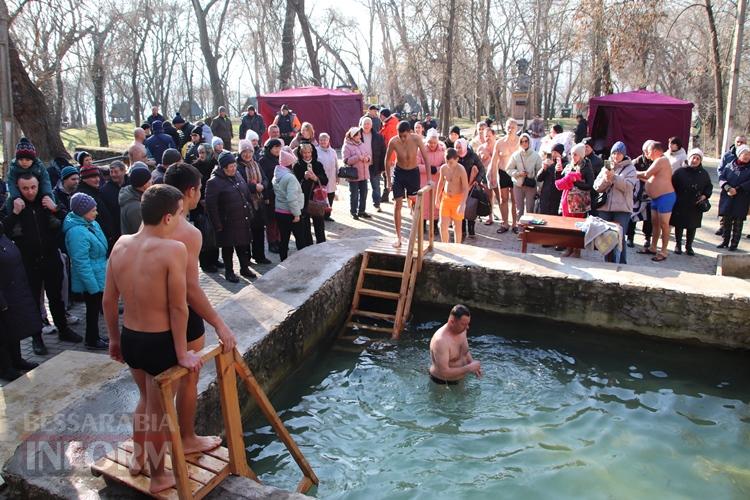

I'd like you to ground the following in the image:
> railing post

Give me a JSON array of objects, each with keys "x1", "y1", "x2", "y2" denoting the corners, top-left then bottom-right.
[
  {"x1": 158, "y1": 382, "x2": 192, "y2": 499},
  {"x1": 417, "y1": 192, "x2": 424, "y2": 268},
  {"x1": 215, "y1": 350, "x2": 254, "y2": 480},
  {"x1": 428, "y1": 186, "x2": 434, "y2": 251}
]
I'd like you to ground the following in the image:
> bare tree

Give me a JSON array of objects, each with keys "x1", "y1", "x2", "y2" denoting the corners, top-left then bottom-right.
[{"x1": 191, "y1": 0, "x2": 229, "y2": 111}]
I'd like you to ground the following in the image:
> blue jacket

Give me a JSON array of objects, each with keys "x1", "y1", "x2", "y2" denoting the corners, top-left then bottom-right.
[
  {"x1": 145, "y1": 121, "x2": 176, "y2": 166},
  {"x1": 63, "y1": 213, "x2": 108, "y2": 294},
  {"x1": 719, "y1": 160, "x2": 750, "y2": 219}
]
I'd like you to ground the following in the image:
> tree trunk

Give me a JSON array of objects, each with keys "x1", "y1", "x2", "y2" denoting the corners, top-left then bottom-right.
[
  {"x1": 279, "y1": 0, "x2": 296, "y2": 89},
  {"x1": 311, "y1": 26, "x2": 357, "y2": 88},
  {"x1": 721, "y1": 0, "x2": 747, "y2": 154},
  {"x1": 389, "y1": 0, "x2": 429, "y2": 113},
  {"x1": 292, "y1": 0, "x2": 321, "y2": 86},
  {"x1": 191, "y1": 0, "x2": 227, "y2": 112},
  {"x1": 8, "y1": 39, "x2": 68, "y2": 160},
  {"x1": 91, "y1": 32, "x2": 108, "y2": 147},
  {"x1": 439, "y1": 0, "x2": 456, "y2": 136},
  {"x1": 705, "y1": 0, "x2": 724, "y2": 154}
]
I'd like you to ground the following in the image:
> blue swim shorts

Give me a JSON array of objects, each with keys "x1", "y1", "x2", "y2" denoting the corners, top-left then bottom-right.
[{"x1": 651, "y1": 191, "x2": 676, "y2": 213}]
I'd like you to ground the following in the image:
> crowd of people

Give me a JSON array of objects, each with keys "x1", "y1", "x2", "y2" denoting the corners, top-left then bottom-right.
[{"x1": 0, "y1": 102, "x2": 744, "y2": 383}]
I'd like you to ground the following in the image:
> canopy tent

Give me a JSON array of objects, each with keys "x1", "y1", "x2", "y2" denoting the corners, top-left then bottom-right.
[
  {"x1": 587, "y1": 90, "x2": 693, "y2": 157},
  {"x1": 257, "y1": 87, "x2": 364, "y2": 148}
]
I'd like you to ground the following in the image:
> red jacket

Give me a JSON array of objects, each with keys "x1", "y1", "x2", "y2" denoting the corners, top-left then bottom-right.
[{"x1": 381, "y1": 116, "x2": 399, "y2": 165}]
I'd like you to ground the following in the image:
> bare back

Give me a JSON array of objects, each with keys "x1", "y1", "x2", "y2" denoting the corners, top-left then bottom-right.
[
  {"x1": 429, "y1": 324, "x2": 469, "y2": 381},
  {"x1": 644, "y1": 156, "x2": 674, "y2": 198},
  {"x1": 128, "y1": 142, "x2": 148, "y2": 165},
  {"x1": 109, "y1": 233, "x2": 187, "y2": 332}
]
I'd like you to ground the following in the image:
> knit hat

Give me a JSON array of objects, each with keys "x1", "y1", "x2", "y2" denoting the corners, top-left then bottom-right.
[
  {"x1": 162, "y1": 148, "x2": 181, "y2": 166},
  {"x1": 172, "y1": 113, "x2": 185, "y2": 124},
  {"x1": 218, "y1": 151, "x2": 236, "y2": 169},
  {"x1": 279, "y1": 150, "x2": 296, "y2": 168},
  {"x1": 70, "y1": 192, "x2": 97, "y2": 216},
  {"x1": 688, "y1": 148, "x2": 704, "y2": 161},
  {"x1": 15, "y1": 137, "x2": 36, "y2": 160},
  {"x1": 129, "y1": 164, "x2": 151, "y2": 188},
  {"x1": 211, "y1": 136, "x2": 224, "y2": 148},
  {"x1": 76, "y1": 151, "x2": 91, "y2": 165},
  {"x1": 264, "y1": 138, "x2": 282, "y2": 150},
  {"x1": 642, "y1": 140, "x2": 655, "y2": 152},
  {"x1": 238, "y1": 139, "x2": 253, "y2": 153},
  {"x1": 552, "y1": 143, "x2": 565, "y2": 155},
  {"x1": 610, "y1": 141, "x2": 627, "y2": 156},
  {"x1": 450, "y1": 126, "x2": 461, "y2": 136},
  {"x1": 380, "y1": 108, "x2": 391, "y2": 118},
  {"x1": 245, "y1": 129, "x2": 259, "y2": 142},
  {"x1": 218, "y1": 106, "x2": 227, "y2": 114},
  {"x1": 60, "y1": 166, "x2": 79, "y2": 180},
  {"x1": 736, "y1": 144, "x2": 750, "y2": 158},
  {"x1": 79, "y1": 164, "x2": 100, "y2": 179},
  {"x1": 571, "y1": 143, "x2": 586, "y2": 158},
  {"x1": 426, "y1": 128, "x2": 440, "y2": 139}
]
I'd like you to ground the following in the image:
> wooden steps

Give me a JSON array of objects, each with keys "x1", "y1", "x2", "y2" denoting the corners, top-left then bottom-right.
[{"x1": 363, "y1": 268, "x2": 403, "y2": 278}]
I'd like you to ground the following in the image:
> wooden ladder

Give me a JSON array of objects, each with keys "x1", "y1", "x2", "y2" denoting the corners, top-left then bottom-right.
[
  {"x1": 91, "y1": 346, "x2": 318, "y2": 499},
  {"x1": 344, "y1": 185, "x2": 434, "y2": 340}
]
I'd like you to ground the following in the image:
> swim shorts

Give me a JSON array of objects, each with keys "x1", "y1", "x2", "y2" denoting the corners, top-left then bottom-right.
[
  {"x1": 391, "y1": 166, "x2": 421, "y2": 199},
  {"x1": 440, "y1": 192, "x2": 465, "y2": 221},
  {"x1": 499, "y1": 169, "x2": 513, "y2": 189},
  {"x1": 121, "y1": 327, "x2": 178, "y2": 376},
  {"x1": 651, "y1": 191, "x2": 676, "y2": 213},
  {"x1": 187, "y1": 306, "x2": 205, "y2": 343},
  {"x1": 430, "y1": 374, "x2": 458, "y2": 386}
]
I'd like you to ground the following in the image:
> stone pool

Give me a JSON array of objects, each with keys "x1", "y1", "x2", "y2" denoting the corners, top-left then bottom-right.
[{"x1": 245, "y1": 308, "x2": 750, "y2": 499}]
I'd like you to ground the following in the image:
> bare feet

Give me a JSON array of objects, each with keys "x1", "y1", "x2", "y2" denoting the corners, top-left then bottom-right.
[
  {"x1": 182, "y1": 434, "x2": 222, "y2": 455},
  {"x1": 128, "y1": 451, "x2": 146, "y2": 476},
  {"x1": 392, "y1": 238, "x2": 402, "y2": 248},
  {"x1": 149, "y1": 469, "x2": 176, "y2": 494},
  {"x1": 561, "y1": 248, "x2": 573, "y2": 257}
]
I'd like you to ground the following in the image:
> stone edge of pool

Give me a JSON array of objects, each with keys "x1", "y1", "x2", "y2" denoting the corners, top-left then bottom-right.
[{"x1": 2, "y1": 237, "x2": 749, "y2": 499}]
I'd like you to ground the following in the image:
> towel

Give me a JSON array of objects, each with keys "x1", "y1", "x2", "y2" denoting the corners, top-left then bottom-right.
[{"x1": 576, "y1": 216, "x2": 623, "y2": 255}]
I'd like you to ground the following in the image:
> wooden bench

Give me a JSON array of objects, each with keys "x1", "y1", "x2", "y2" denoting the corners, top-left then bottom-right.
[{"x1": 518, "y1": 213, "x2": 585, "y2": 253}]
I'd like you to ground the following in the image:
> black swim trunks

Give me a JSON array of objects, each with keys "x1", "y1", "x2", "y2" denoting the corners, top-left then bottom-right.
[
  {"x1": 187, "y1": 306, "x2": 205, "y2": 343},
  {"x1": 121, "y1": 327, "x2": 178, "y2": 376},
  {"x1": 499, "y1": 169, "x2": 513, "y2": 189},
  {"x1": 391, "y1": 166, "x2": 421, "y2": 199},
  {"x1": 430, "y1": 374, "x2": 459, "y2": 386}
]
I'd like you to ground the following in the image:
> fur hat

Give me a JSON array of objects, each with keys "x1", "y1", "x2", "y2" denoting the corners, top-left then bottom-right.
[
  {"x1": 552, "y1": 143, "x2": 565, "y2": 155},
  {"x1": 15, "y1": 137, "x2": 36, "y2": 160},
  {"x1": 70, "y1": 192, "x2": 97, "y2": 216}
]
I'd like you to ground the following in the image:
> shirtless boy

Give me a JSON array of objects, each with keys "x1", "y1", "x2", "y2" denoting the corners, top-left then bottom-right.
[
  {"x1": 103, "y1": 184, "x2": 203, "y2": 494},
  {"x1": 429, "y1": 305, "x2": 482, "y2": 385},
  {"x1": 164, "y1": 163, "x2": 238, "y2": 454},
  {"x1": 636, "y1": 142, "x2": 675, "y2": 262},
  {"x1": 435, "y1": 148, "x2": 469, "y2": 243},
  {"x1": 384, "y1": 121, "x2": 432, "y2": 247},
  {"x1": 489, "y1": 119, "x2": 519, "y2": 233}
]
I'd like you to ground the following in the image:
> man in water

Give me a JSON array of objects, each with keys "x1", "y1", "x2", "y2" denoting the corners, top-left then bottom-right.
[
  {"x1": 384, "y1": 120, "x2": 431, "y2": 248},
  {"x1": 636, "y1": 142, "x2": 675, "y2": 262},
  {"x1": 429, "y1": 305, "x2": 482, "y2": 385},
  {"x1": 103, "y1": 184, "x2": 203, "y2": 494}
]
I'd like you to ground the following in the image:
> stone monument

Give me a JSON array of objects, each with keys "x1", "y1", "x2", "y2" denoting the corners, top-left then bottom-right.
[{"x1": 510, "y1": 58, "x2": 530, "y2": 120}]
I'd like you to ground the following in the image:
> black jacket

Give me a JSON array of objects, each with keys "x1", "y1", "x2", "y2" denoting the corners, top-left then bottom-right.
[
  {"x1": 0, "y1": 230, "x2": 43, "y2": 341},
  {"x1": 292, "y1": 148, "x2": 328, "y2": 216},
  {"x1": 1, "y1": 197, "x2": 63, "y2": 266},
  {"x1": 258, "y1": 148, "x2": 280, "y2": 203},
  {"x1": 575, "y1": 119, "x2": 588, "y2": 143},
  {"x1": 670, "y1": 164, "x2": 713, "y2": 229},
  {"x1": 76, "y1": 182, "x2": 115, "y2": 247},
  {"x1": 100, "y1": 178, "x2": 128, "y2": 240},
  {"x1": 239, "y1": 113, "x2": 266, "y2": 139},
  {"x1": 205, "y1": 166, "x2": 255, "y2": 247},
  {"x1": 53, "y1": 185, "x2": 73, "y2": 216},
  {"x1": 458, "y1": 147, "x2": 485, "y2": 184},
  {"x1": 536, "y1": 157, "x2": 567, "y2": 215},
  {"x1": 368, "y1": 132, "x2": 386, "y2": 175}
]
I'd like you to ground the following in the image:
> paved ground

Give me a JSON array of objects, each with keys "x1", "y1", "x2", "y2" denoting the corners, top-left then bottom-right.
[{"x1": 12, "y1": 161, "x2": 737, "y2": 383}]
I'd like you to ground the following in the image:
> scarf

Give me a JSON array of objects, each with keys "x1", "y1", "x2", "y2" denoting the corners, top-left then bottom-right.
[{"x1": 241, "y1": 159, "x2": 264, "y2": 208}]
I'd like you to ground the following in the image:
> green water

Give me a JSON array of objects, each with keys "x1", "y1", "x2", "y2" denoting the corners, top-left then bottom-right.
[{"x1": 244, "y1": 310, "x2": 750, "y2": 499}]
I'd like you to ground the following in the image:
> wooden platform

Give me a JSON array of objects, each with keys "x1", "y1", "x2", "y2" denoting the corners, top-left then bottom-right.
[{"x1": 91, "y1": 440, "x2": 231, "y2": 500}]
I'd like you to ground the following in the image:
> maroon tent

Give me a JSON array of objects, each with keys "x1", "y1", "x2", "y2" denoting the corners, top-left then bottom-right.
[
  {"x1": 257, "y1": 87, "x2": 364, "y2": 148},
  {"x1": 587, "y1": 90, "x2": 693, "y2": 156}
]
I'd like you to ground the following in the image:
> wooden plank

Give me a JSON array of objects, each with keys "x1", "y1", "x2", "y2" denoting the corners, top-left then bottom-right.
[
  {"x1": 91, "y1": 457, "x2": 180, "y2": 500},
  {"x1": 346, "y1": 322, "x2": 393, "y2": 334},
  {"x1": 155, "y1": 344, "x2": 223, "y2": 387},
  {"x1": 192, "y1": 467, "x2": 231, "y2": 500},
  {"x1": 352, "y1": 309, "x2": 396, "y2": 321},
  {"x1": 112, "y1": 443, "x2": 216, "y2": 485},
  {"x1": 215, "y1": 350, "x2": 256, "y2": 481},
  {"x1": 158, "y1": 382, "x2": 192, "y2": 499},
  {"x1": 296, "y1": 475, "x2": 315, "y2": 494},
  {"x1": 203, "y1": 446, "x2": 229, "y2": 462},
  {"x1": 233, "y1": 351, "x2": 319, "y2": 487},
  {"x1": 358, "y1": 288, "x2": 399, "y2": 299},
  {"x1": 363, "y1": 268, "x2": 403, "y2": 278},
  {"x1": 119, "y1": 440, "x2": 229, "y2": 475},
  {"x1": 350, "y1": 252, "x2": 369, "y2": 315}
]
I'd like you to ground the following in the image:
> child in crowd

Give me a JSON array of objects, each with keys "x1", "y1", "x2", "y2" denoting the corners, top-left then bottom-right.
[{"x1": 5, "y1": 137, "x2": 54, "y2": 210}]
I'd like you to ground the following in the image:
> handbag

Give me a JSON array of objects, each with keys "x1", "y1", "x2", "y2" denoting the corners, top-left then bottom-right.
[
  {"x1": 306, "y1": 181, "x2": 331, "y2": 218},
  {"x1": 697, "y1": 198, "x2": 711, "y2": 213},
  {"x1": 595, "y1": 191, "x2": 608, "y2": 208},
  {"x1": 566, "y1": 186, "x2": 591, "y2": 214},
  {"x1": 338, "y1": 166, "x2": 359, "y2": 179},
  {"x1": 469, "y1": 185, "x2": 491, "y2": 217},
  {"x1": 464, "y1": 195, "x2": 478, "y2": 220},
  {"x1": 522, "y1": 176, "x2": 537, "y2": 188}
]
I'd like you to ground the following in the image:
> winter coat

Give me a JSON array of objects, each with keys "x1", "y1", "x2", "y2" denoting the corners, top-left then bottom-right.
[
  {"x1": 0, "y1": 231, "x2": 42, "y2": 341},
  {"x1": 63, "y1": 212, "x2": 107, "y2": 294},
  {"x1": 292, "y1": 148, "x2": 328, "y2": 215},
  {"x1": 5, "y1": 158, "x2": 53, "y2": 210},
  {"x1": 184, "y1": 141, "x2": 201, "y2": 164},
  {"x1": 205, "y1": 166, "x2": 254, "y2": 247},
  {"x1": 100, "y1": 178, "x2": 127, "y2": 240},
  {"x1": 53, "y1": 184, "x2": 74, "y2": 216},
  {"x1": 458, "y1": 148, "x2": 485, "y2": 184},
  {"x1": 507, "y1": 148, "x2": 543, "y2": 188},
  {"x1": 1, "y1": 196, "x2": 62, "y2": 266},
  {"x1": 380, "y1": 116, "x2": 399, "y2": 156},
  {"x1": 316, "y1": 145, "x2": 339, "y2": 193},
  {"x1": 368, "y1": 131, "x2": 386, "y2": 175},
  {"x1": 718, "y1": 159, "x2": 750, "y2": 220},
  {"x1": 211, "y1": 115, "x2": 234, "y2": 148},
  {"x1": 237, "y1": 156, "x2": 269, "y2": 212},
  {"x1": 417, "y1": 141, "x2": 445, "y2": 187},
  {"x1": 666, "y1": 148, "x2": 687, "y2": 173},
  {"x1": 275, "y1": 112, "x2": 297, "y2": 140},
  {"x1": 574, "y1": 119, "x2": 588, "y2": 143},
  {"x1": 77, "y1": 182, "x2": 115, "y2": 247},
  {"x1": 239, "y1": 112, "x2": 266, "y2": 139},
  {"x1": 145, "y1": 122, "x2": 176, "y2": 166},
  {"x1": 593, "y1": 158, "x2": 638, "y2": 213},
  {"x1": 343, "y1": 138, "x2": 370, "y2": 182},
  {"x1": 119, "y1": 185, "x2": 144, "y2": 235},
  {"x1": 151, "y1": 165, "x2": 167, "y2": 185},
  {"x1": 719, "y1": 146, "x2": 737, "y2": 176},
  {"x1": 146, "y1": 112, "x2": 165, "y2": 125},
  {"x1": 163, "y1": 122, "x2": 181, "y2": 148},
  {"x1": 176, "y1": 122, "x2": 194, "y2": 151},
  {"x1": 670, "y1": 164, "x2": 713, "y2": 229},
  {"x1": 272, "y1": 166, "x2": 304, "y2": 217},
  {"x1": 258, "y1": 149, "x2": 280, "y2": 204},
  {"x1": 536, "y1": 157, "x2": 566, "y2": 215}
]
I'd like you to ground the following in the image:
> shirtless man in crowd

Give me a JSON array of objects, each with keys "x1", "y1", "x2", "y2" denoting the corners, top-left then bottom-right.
[
  {"x1": 104, "y1": 184, "x2": 203, "y2": 494},
  {"x1": 435, "y1": 148, "x2": 469, "y2": 243},
  {"x1": 489, "y1": 119, "x2": 519, "y2": 233},
  {"x1": 429, "y1": 305, "x2": 482, "y2": 385},
  {"x1": 384, "y1": 121, "x2": 431, "y2": 248},
  {"x1": 637, "y1": 141, "x2": 675, "y2": 262},
  {"x1": 128, "y1": 127, "x2": 156, "y2": 168},
  {"x1": 164, "y1": 163, "x2": 238, "y2": 454}
]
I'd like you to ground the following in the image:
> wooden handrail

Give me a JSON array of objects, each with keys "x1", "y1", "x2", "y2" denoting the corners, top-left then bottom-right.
[{"x1": 154, "y1": 344, "x2": 224, "y2": 386}]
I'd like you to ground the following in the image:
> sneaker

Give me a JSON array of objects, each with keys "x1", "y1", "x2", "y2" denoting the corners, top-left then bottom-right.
[
  {"x1": 42, "y1": 324, "x2": 58, "y2": 335},
  {"x1": 239, "y1": 268, "x2": 254, "y2": 279},
  {"x1": 85, "y1": 339, "x2": 109, "y2": 351},
  {"x1": 358, "y1": 212, "x2": 372, "y2": 219},
  {"x1": 254, "y1": 258, "x2": 272, "y2": 265},
  {"x1": 65, "y1": 313, "x2": 80, "y2": 325},
  {"x1": 58, "y1": 328, "x2": 83, "y2": 343},
  {"x1": 32, "y1": 337, "x2": 48, "y2": 355}
]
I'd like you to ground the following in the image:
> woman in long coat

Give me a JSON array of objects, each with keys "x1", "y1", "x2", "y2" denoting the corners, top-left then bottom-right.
[{"x1": 670, "y1": 149, "x2": 712, "y2": 256}]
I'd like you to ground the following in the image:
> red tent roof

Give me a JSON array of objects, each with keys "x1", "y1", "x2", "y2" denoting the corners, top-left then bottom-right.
[
  {"x1": 589, "y1": 89, "x2": 692, "y2": 108},
  {"x1": 261, "y1": 87, "x2": 361, "y2": 98}
]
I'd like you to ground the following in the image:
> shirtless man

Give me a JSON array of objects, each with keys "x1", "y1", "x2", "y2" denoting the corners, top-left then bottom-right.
[
  {"x1": 435, "y1": 148, "x2": 469, "y2": 243},
  {"x1": 489, "y1": 119, "x2": 519, "y2": 233},
  {"x1": 478, "y1": 128, "x2": 498, "y2": 225},
  {"x1": 429, "y1": 305, "x2": 482, "y2": 385},
  {"x1": 128, "y1": 127, "x2": 156, "y2": 168},
  {"x1": 384, "y1": 121, "x2": 431, "y2": 247},
  {"x1": 636, "y1": 141, "x2": 675, "y2": 262},
  {"x1": 103, "y1": 184, "x2": 203, "y2": 494},
  {"x1": 164, "y1": 163, "x2": 238, "y2": 454}
]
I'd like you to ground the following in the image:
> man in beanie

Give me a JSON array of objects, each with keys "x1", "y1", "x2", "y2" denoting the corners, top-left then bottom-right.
[
  {"x1": 101, "y1": 160, "x2": 128, "y2": 240},
  {"x1": 77, "y1": 163, "x2": 115, "y2": 248},
  {"x1": 172, "y1": 113, "x2": 193, "y2": 151},
  {"x1": 119, "y1": 163, "x2": 153, "y2": 235},
  {"x1": 53, "y1": 166, "x2": 80, "y2": 214},
  {"x1": 152, "y1": 148, "x2": 182, "y2": 185},
  {"x1": 239, "y1": 105, "x2": 266, "y2": 140},
  {"x1": 5, "y1": 137, "x2": 54, "y2": 212},
  {"x1": 145, "y1": 120, "x2": 176, "y2": 169},
  {"x1": 211, "y1": 106, "x2": 233, "y2": 150},
  {"x1": 1, "y1": 173, "x2": 82, "y2": 354},
  {"x1": 184, "y1": 125, "x2": 204, "y2": 164}
]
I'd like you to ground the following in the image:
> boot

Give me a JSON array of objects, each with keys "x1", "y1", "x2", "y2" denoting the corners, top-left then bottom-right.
[
  {"x1": 31, "y1": 334, "x2": 48, "y2": 356},
  {"x1": 685, "y1": 229, "x2": 696, "y2": 256},
  {"x1": 715, "y1": 217, "x2": 724, "y2": 236},
  {"x1": 674, "y1": 241, "x2": 682, "y2": 255},
  {"x1": 729, "y1": 220, "x2": 743, "y2": 251},
  {"x1": 225, "y1": 270, "x2": 240, "y2": 283},
  {"x1": 674, "y1": 228, "x2": 683, "y2": 255}
]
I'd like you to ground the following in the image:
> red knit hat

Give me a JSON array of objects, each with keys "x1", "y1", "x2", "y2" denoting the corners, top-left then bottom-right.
[{"x1": 79, "y1": 164, "x2": 100, "y2": 179}]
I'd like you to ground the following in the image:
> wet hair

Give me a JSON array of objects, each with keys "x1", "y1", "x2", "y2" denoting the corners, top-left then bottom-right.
[
  {"x1": 668, "y1": 136, "x2": 682, "y2": 148},
  {"x1": 164, "y1": 162, "x2": 202, "y2": 194},
  {"x1": 552, "y1": 124, "x2": 563, "y2": 134},
  {"x1": 450, "y1": 304, "x2": 471, "y2": 319},
  {"x1": 445, "y1": 148, "x2": 459, "y2": 160},
  {"x1": 397, "y1": 120, "x2": 411, "y2": 134},
  {"x1": 141, "y1": 184, "x2": 183, "y2": 226},
  {"x1": 650, "y1": 141, "x2": 665, "y2": 153}
]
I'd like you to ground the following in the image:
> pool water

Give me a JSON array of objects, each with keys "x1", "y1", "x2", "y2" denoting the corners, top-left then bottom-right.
[{"x1": 244, "y1": 309, "x2": 750, "y2": 499}]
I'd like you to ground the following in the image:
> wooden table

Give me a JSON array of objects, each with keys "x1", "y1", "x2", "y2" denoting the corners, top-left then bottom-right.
[{"x1": 518, "y1": 213, "x2": 585, "y2": 253}]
